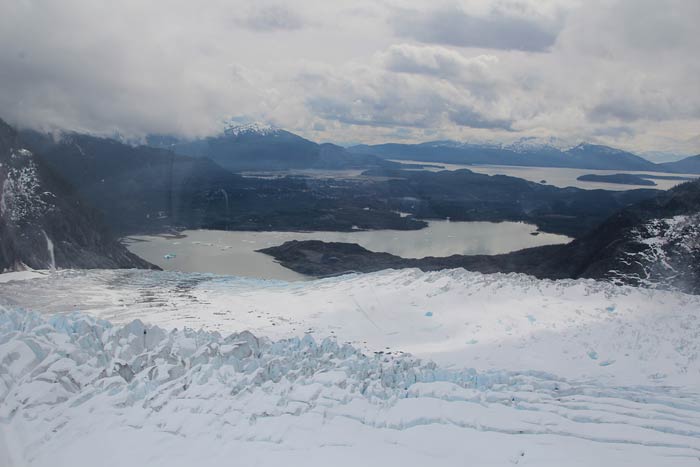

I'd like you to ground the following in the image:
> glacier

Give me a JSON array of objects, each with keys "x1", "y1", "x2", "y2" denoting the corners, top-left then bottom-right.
[{"x1": 1, "y1": 268, "x2": 700, "y2": 466}]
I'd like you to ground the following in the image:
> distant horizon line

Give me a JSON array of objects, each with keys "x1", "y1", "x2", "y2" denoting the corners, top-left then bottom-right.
[{"x1": 4, "y1": 116, "x2": 698, "y2": 160}]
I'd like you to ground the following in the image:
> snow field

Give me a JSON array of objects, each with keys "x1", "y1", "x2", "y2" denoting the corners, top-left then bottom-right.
[
  {"x1": 2, "y1": 308, "x2": 700, "y2": 466},
  {"x1": 1, "y1": 267, "x2": 700, "y2": 466},
  {"x1": 1, "y1": 268, "x2": 698, "y2": 386}
]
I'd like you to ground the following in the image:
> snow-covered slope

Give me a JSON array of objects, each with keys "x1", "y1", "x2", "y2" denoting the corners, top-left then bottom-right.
[
  {"x1": 504, "y1": 136, "x2": 571, "y2": 153},
  {"x1": 222, "y1": 121, "x2": 279, "y2": 137},
  {"x1": 549, "y1": 179, "x2": 700, "y2": 294},
  {"x1": 609, "y1": 214, "x2": 700, "y2": 290},
  {"x1": 1, "y1": 268, "x2": 700, "y2": 466}
]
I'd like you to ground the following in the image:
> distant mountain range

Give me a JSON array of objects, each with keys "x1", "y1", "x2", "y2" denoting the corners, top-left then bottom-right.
[
  {"x1": 17, "y1": 131, "x2": 425, "y2": 236},
  {"x1": 24, "y1": 122, "x2": 700, "y2": 174},
  {"x1": 146, "y1": 124, "x2": 700, "y2": 174},
  {"x1": 146, "y1": 124, "x2": 400, "y2": 172},
  {"x1": 13, "y1": 123, "x2": 659, "y2": 240},
  {"x1": 659, "y1": 155, "x2": 700, "y2": 174},
  {"x1": 0, "y1": 119, "x2": 156, "y2": 271},
  {"x1": 350, "y1": 140, "x2": 700, "y2": 173},
  {"x1": 5, "y1": 116, "x2": 696, "y2": 290}
]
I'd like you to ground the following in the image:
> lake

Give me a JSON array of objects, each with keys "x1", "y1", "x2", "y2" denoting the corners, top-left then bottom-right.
[
  {"x1": 125, "y1": 221, "x2": 571, "y2": 281},
  {"x1": 390, "y1": 160, "x2": 698, "y2": 191}
]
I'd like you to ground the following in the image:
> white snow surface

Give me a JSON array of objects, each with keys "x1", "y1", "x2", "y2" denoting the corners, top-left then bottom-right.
[
  {"x1": 1, "y1": 268, "x2": 700, "y2": 466},
  {"x1": 222, "y1": 121, "x2": 278, "y2": 137},
  {"x1": 504, "y1": 136, "x2": 572, "y2": 153},
  {"x1": 0, "y1": 270, "x2": 46, "y2": 283}
]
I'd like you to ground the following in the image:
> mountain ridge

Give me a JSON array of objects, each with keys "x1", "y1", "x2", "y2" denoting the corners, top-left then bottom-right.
[
  {"x1": 24, "y1": 123, "x2": 696, "y2": 174},
  {"x1": 660, "y1": 154, "x2": 700, "y2": 174},
  {"x1": 349, "y1": 140, "x2": 671, "y2": 172},
  {"x1": 0, "y1": 119, "x2": 157, "y2": 271},
  {"x1": 146, "y1": 125, "x2": 401, "y2": 172}
]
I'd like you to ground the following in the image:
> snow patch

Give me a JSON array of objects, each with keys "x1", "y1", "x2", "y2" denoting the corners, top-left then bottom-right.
[
  {"x1": 1, "y1": 149, "x2": 53, "y2": 223},
  {"x1": 0, "y1": 270, "x2": 47, "y2": 283},
  {"x1": 610, "y1": 214, "x2": 700, "y2": 291},
  {"x1": 222, "y1": 121, "x2": 278, "y2": 137}
]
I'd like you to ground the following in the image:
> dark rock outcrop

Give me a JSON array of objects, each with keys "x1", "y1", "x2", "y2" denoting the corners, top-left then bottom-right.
[
  {"x1": 260, "y1": 180, "x2": 700, "y2": 294},
  {"x1": 0, "y1": 119, "x2": 157, "y2": 271}
]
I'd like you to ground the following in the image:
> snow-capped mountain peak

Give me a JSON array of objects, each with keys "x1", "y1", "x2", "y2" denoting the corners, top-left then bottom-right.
[
  {"x1": 222, "y1": 120, "x2": 279, "y2": 137},
  {"x1": 424, "y1": 139, "x2": 503, "y2": 150},
  {"x1": 504, "y1": 136, "x2": 571, "y2": 153},
  {"x1": 568, "y1": 142, "x2": 625, "y2": 154},
  {"x1": 426, "y1": 136, "x2": 572, "y2": 153}
]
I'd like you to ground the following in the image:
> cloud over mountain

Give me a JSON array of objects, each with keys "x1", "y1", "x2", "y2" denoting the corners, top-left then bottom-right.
[{"x1": 0, "y1": 0, "x2": 698, "y2": 154}]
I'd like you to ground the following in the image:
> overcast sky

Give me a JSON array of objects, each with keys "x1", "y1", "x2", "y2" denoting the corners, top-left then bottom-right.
[{"x1": 1, "y1": 0, "x2": 698, "y2": 154}]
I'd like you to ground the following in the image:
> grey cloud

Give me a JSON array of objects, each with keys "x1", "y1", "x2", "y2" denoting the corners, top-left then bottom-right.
[
  {"x1": 558, "y1": 0, "x2": 700, "y2": 58},
  {"x1": 306, "y1": 95, "x2": 435, "y2": 129},
  {"x1": 587, "y1": 88, "x2": 700, "y2": 124},
  {"x1": 449, "y1": 107, "x2": 513, "y2": 130},
  {"x1": 591, "y1": 126, "x2": 635, "y2": 138},
  {"x1": 588, "y1": 98, "x2": 663, "y2": 123},
  {"x1": 241, "y1": 5, "x2": 305, "y2": 32},
  {"x1": 300, "y1": 57, "x2": 511, "y2": 132},
  {"x1": 554, "y1": 0, "x2": 700, "y2": 128},
  {"x1": 0, "y1": 1, "x2": 286, "y2": 138},
  {"x1": 0, "y1": 0, "x2": 698, "y2": 154},
  {"x1": 378, "y1": 44, "x2": 504, "y2": 102},
  {"x1": 380, "y1": 44, "x2": 498, "y2": 79},
  {"x1": 392, "y1": 6, "x2": 561, "y2": 52}
]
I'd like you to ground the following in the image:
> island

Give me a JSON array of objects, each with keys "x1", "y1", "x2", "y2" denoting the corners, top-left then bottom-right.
[
  {"x1": 257, "y1": 240, "x2": 561, "y2": 278},
  {"x1": 576, "y1": 173, "x2": 657, "y2": 186},
  {"x1": 576, "y1": 173, "x2": 695, "y2": 186}
]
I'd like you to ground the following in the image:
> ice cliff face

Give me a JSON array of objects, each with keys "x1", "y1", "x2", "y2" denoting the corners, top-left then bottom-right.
[{"x1": 0, "y1": 308, "x2": 447, "y2": 409}]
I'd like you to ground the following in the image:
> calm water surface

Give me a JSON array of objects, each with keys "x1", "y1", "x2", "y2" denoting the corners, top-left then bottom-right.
[
  {"x1": 390, "y1": 160, "x2": 698, "y2": 191},
  {"x1": 125, "y1": 221, "x2": 571, "y2": 281}
]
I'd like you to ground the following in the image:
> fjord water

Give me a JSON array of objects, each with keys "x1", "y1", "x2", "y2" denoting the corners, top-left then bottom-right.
[
  {"x1": 392, "y1": 160, "x2": 698, "y2": 191},
  {"x1": 125, "y1": 221, "x2": 571, "y2": 280}
]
